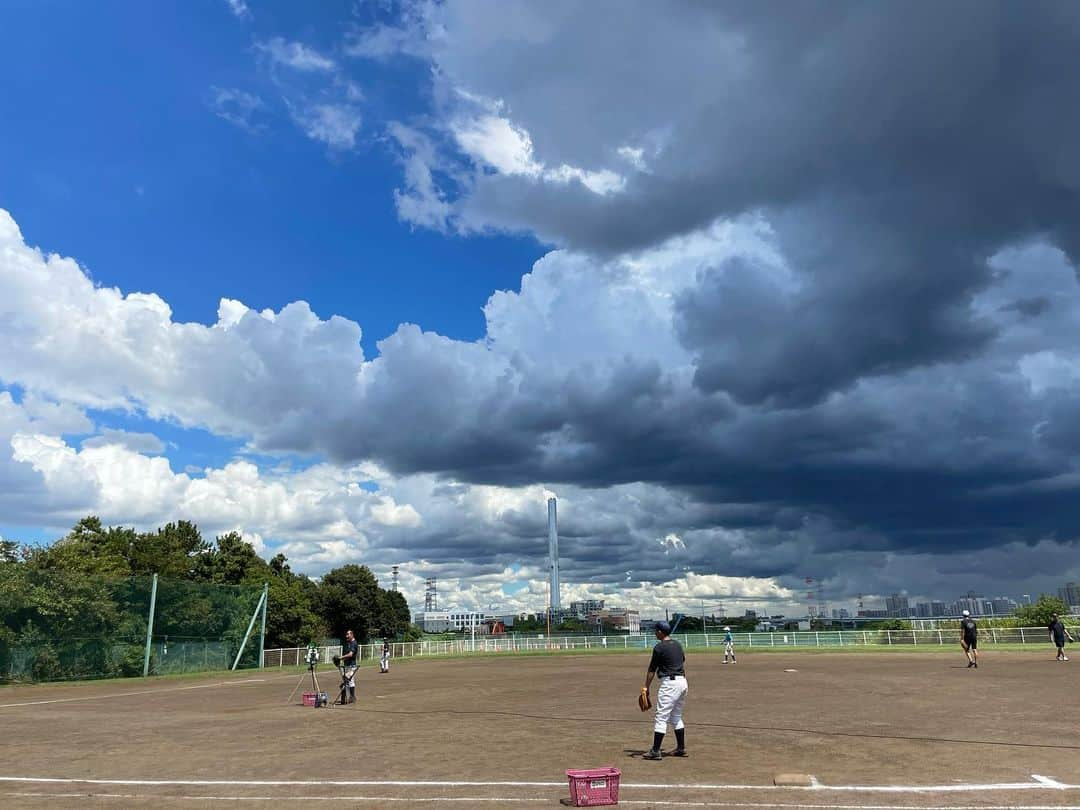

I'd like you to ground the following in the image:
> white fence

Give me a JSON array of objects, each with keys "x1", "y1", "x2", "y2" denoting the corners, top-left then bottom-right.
[{"x1": 262, "y1": 625, "x2": 1075, "y2": 668}]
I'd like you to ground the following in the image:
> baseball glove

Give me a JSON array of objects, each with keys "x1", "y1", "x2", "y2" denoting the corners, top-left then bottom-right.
[{"x1": 638, "y1": 687, "x2": 652, "y2": 712}]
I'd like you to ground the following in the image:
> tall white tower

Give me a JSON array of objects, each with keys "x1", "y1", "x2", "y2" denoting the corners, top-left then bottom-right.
[{"x1": 547, "y1": 497, "x2": 561, "y2": 611}]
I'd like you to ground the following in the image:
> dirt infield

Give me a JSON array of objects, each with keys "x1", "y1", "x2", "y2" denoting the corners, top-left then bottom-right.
[{"x1": 1, "y1": 649, "x2": 1078, "y2": 808}]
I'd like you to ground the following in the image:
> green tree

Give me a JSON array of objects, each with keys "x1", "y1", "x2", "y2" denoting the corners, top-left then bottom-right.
[
  {"x1": 194, "y1": 531, "x2": 267, "y2": 585},
  {"x1": 26, "y1": 517, "x2": 135, "y2": 577},
  {"x1": 130, "y1": 521, "x2": 209, "y2": 578},
  {"x1": 1015, "y1": 595, "x2": 1069, "y2": 627},
  {"x1": 259, "y1": 557, "x2": 325, "y2": 648},
  {"x1": 317, "y1": 564, "x2": 383, "y2": 642}
]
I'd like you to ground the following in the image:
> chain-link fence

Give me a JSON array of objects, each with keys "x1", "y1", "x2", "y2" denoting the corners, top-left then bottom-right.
[{"x1": 0, "y1": 568, "x2": 264, "y2": 682}]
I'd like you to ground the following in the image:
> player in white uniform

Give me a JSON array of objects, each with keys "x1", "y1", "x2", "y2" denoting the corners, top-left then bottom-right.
[
  {"x1": 380, "y1": 639, "x2": 391, "y2": 673},
  {"x1": 723, "y1": 626, "x2": 736, "y2": 664},
  {"x1": 642, "y1": 621, "x2": 688, "y2": 760}
]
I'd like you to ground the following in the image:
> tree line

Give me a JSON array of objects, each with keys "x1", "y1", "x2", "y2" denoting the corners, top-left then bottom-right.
[{"x1": 0, "y1": 516, "x2": 414, "y2": 681}]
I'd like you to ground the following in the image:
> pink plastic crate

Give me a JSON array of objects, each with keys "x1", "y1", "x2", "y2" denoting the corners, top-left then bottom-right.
[
  {"x1": 566, "y1": 767, "x2": 620, "y2": 807},
  {"x1": 301, "y1": 692, "x2": 327, "y2": 707}
]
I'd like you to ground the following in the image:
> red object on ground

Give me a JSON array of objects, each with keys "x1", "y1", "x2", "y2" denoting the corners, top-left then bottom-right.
[
  {"x1": 302, "y1": 692, "x2": 318, "y2": 707},
  {"x1": 565, "y1": 767, "x2": 620, "y2": 806}
]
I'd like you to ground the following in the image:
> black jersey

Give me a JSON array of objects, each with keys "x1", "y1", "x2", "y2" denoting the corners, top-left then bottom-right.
[
  {"x1": 648, "y1": 638, "x2": 686, "y2": 678},
  {"x1": 1049, "y1": 619, "x2": 1067, "y2": 643},
  {"x1": 960, "y1": 618, "x2": 978, "y2": 642},
  {"x1": 342, "y1": 639, "x2": 359, "y2": 666}
]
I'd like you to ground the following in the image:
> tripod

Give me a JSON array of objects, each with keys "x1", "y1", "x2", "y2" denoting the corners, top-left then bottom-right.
[{"x1": 286, "y1": 658, "x2": 323, "y2": 706}]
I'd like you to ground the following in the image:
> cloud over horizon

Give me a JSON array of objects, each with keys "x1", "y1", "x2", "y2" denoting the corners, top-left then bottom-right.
[{"x1": 3, "y1": 2, "x2": 1080, "y2": 613}]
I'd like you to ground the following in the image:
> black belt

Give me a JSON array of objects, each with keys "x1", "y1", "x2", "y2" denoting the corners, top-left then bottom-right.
[{"x1": 663, "y1": 674, "x2": 684, "y2": 680}]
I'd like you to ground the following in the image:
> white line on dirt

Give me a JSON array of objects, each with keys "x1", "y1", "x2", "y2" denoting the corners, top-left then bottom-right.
[
  {"x1": 5, "y1": 793, "x2": 1080, "y2": 809},
  {"x1": 0, "y1": 678, "x2": 266, "y2": 709},
  {"x1": 1, "y1": 776, "x2": 1078, "y2": 792},
  {"x1": 2, "y1": 794, "x2": 547, "y2": 804}
]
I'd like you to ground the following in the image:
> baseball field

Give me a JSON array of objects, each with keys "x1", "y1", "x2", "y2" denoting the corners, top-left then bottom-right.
[{"x1": 1, "y1": 648, "x2": 1078, "y2": 808}]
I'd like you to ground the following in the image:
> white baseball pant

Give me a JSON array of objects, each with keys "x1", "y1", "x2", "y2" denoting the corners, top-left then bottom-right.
[
  {"x1": 653, "y1": 675, "x2": 688, "y2": 733},
  {"x1": 344, "y1": 666, "x2": 357, "y2": 687}
]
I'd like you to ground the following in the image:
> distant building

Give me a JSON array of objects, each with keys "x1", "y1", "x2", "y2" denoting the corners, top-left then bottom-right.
[
  {"x1": 744, "y1": 609, "x2": 757, "y2": 619},
  {"x1": 413, "y1": 611, "x2": 451, "y2": 632},
  {"x1": 885, "y1": 594, "x2": 910, "y2": 618},
  {"x1": 1059, "y1": 583, "x2": 1080, "y2": 610},
  {"x1": 989, "y1": 597, "x2": 1017, "y2": 616},
  {"x1": 413, "y1": 610, "x2": 490, "y2": 633},
  {"x1": 588, "y1": 607, "x2": 640, "y2": 633},
  {"x1": 569, "y1": 599, "x2": 605, "y2": 619},
  {"x1": 831, "y1": 608, "x2": 850, "y2": 619},
  {"x1": 857, "y1": 609, "x2": 888, "y2": 618}
]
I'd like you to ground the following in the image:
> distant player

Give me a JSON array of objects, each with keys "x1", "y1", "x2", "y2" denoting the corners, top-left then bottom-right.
[
  {"x1": 1048, "y1": 613, "x2": 1074, "y2": 661},
  {"x1": 642, "y1": 620, "x2": 688, "y2": 760},
  {"x1": 341, "y1": 629, "x2": 359, "y2": 703},
  {"x1": 723, "y1": 626, "x2": 736, "y2": 664},
  {"x1": 959, "y1": 610, "x2": 978, "y2": 668},
  {"x1": 380, "y1": 639, "x2": 391, "y2": 673}
]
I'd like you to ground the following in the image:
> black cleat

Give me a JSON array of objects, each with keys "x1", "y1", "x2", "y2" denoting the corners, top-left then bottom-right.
[
  {"x1": 669, "y1": 749, "x2": 688, "y2": 757},
  {"x1": 643, "y1": 749, "x2": 662, "y2": 761},
  {"x1": 967, "y1": 661, "x2": 974, "y2": 668}
]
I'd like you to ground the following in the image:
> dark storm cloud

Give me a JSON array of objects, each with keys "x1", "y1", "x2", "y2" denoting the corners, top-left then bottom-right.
[
  {"x1": 415, "y1": 1, "x2": 1080, "y2": 409},
  {"x1": 342, "y1": 1, "x2": 1080, "y2": 591}
]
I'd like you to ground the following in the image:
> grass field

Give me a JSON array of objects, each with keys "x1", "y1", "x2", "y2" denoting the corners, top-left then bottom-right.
[{"x1": 1, "y1": 649, "x2": 1078, "y2": 808}]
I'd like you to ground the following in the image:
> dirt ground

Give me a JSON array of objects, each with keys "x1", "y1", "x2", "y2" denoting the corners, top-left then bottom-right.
[{"x1": 1, "y1": 649, "x2": 1078, "y2": 808}]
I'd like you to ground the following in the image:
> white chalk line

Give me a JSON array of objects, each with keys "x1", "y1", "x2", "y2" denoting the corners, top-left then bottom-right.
[
  {"x1": 2, "y1": 776, "x2": 1079, "y2": 792},
  {"x1": 4, "y1": 799, "x2": 548, "y2": 807},
  {"x1": 0, "y1": 678, "x2": 266, "y2": 709},
  {"x1": 5, "y1": 795, "x2": 1080, "y2": 809}
]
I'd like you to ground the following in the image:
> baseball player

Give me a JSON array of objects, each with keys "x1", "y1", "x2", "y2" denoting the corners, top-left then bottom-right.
[
  {"x1": 723, "y1": 626, "x2": 736, "y2": 664},
  {"x1": 1048, "y1": 613, "x2": 1074, "y2": 661},
  {"x1": 380, "y1": 639, "x2": 391, "y2": 673},
  {"x1": 642, "y1": 620, "x2": 688, "y2": 760},
  {"x1": 341, "y1": 629, "x2": 359, "y2": 702},
  {"x1": 959, "y1": 610, "x2": 978, "y2": 668}
]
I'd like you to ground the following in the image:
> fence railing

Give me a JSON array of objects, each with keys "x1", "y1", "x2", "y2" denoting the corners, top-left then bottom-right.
[{"x1": 262, "y1": 625, "x2": 1075, "y2": 668}]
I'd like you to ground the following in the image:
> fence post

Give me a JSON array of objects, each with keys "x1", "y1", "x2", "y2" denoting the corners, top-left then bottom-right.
[
  {"x1": 1020, "y1": 627, "x2": 1025, "y2": 644},
  {"x1": 887, "y1": 630, "x2": 892, "y2": 645},
  {"x1": 992, "y1": 628, "x2": 998, "y2": 644},
  {"x1": 815, "y1": 631, "x2": 820, "y2": 647},
  {"x1": 938, "y1": 630, "x2": 942, "y2": 644},
  {"x1": 142, "y1": 573, "x2": 159, "y2": 677},
  {"x1": 913, "y1": 630, "x2": 917, "y2": 646},
  {"x1": 231, "y1": 587, "x2": 267, "y2": 671},
  {"x1": 258, "y1": 582, "x2": 268, "y2": 668}
]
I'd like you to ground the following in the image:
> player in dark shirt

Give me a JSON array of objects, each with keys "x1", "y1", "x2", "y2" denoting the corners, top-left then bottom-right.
[
  {"x1": 959, "y1": 611, "x2": 978, "y2": 668},
  {"x1": 642, "y1": 621, "x2": 688, "y2": 760},
  {"x1": 341, "y1": 629, "x2": 359, "y2": 703},
  {"x1": 1048, "y1": 613, "x2": 1074, "y2": 661}
]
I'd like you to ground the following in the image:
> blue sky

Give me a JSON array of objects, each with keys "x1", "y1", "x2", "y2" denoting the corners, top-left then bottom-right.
[
  {"x1": 0, "y1": 0, "x2": 541, "y2": 349},
  {"x1": 2, "y1": 1, "x2": 1080, "y2": 616}
]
